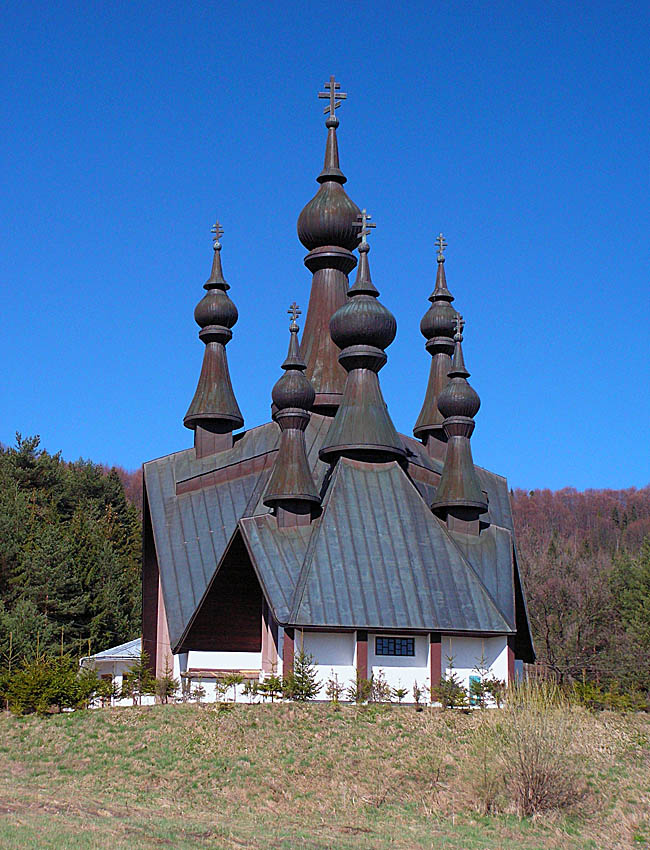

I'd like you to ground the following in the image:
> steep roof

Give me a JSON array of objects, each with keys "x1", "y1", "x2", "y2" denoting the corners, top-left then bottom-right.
[
  {"x1": 288, "y1": 459, "x2": 511, "y2": 632},
  {"x1": 144, "y1": 415, "x2": 529, "y2": 653}
]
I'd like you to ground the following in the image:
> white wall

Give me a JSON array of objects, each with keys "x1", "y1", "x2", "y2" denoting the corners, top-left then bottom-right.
[
  {"x1": 442, "y1": 635, "x2": 508, "y2": 694},
  {"x1": 368, "y1": 634, "x2": 430, "y2": 696},
  {"x1": 186, "y1": 650, "x2": 262, "y2": 671},
  {"x1": 297, "y1": 631, "x2": 356, "y2": 693}
]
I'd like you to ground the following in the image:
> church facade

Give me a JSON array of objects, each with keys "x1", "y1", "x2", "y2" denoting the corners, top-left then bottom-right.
[{"x1": 142, "y1": 77, "x2": 534, "y2": 702}]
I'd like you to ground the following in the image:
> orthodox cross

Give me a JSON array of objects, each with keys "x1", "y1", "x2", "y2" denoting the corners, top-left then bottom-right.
[
  {"x1": 355, "y1": 209, "x2": 376, "y2": 245},
  {"x1": 454, "y1": 312, "x2": 465, "y2": 340},
  {"x1": 288, "y1": 302, "x2": 301, "y2": 329},
  {"x1": 318, "y1": 75, "x2": 347, "y2": 117},
  {"x1": 211, "y1": 220, "x2": 224, "y2": 248},
  {"x1": 435, "y1": 233, "x2": 447, "y2": 260}
]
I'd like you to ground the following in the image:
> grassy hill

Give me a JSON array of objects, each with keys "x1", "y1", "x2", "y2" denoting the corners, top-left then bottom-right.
[{"x1": 1, "y1": 702, "x2": 648, "y2": 850}]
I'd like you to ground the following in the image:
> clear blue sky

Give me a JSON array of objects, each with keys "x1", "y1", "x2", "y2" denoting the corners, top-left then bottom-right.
[{"x1": 1, "y1": 0, "x2": 648, "y2": 490}]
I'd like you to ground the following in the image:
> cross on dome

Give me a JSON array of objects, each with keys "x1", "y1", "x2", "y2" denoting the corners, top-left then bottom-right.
[
  {"x1": 318, "y1": 75, "x2": 347, "y2": 117},
  {"x1": 211, "y1": 220, "x2": 224, "y2": 248},
  {"x1": 355, "y1": 209, "x2": 376, "y2": 245},
  {"x1": 435, "y1": 233, "x2": 447, "y2": 261},
  {"x1": 454, "y1": 312, "x2": 465, "y2": 340},
  {"x1": 288, "y1": 302, "x2": 301, "y2": 329}
]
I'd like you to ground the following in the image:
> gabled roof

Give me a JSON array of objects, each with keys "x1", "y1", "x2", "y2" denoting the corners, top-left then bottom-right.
[
  {"x1": 80, "y1": 637, "x2": 142, "y2": 664},
  {"x1": 264, "y1": 458, "x2": 512, "y2": 633},
  {"x1": 144, "y1": 415, "x2": 527, "y2": 651}
]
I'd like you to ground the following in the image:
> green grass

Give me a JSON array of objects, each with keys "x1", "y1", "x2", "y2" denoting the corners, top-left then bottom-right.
[{"x1": 0, "y1": 703, "x2": 648, "y2": 849}]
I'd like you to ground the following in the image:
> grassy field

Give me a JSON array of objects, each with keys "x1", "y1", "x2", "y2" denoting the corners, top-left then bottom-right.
[{"x1": 0, "y1": 702, "x2": 648, "y2": 850}]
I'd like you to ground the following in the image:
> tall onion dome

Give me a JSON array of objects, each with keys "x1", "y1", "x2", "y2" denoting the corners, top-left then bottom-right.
[
  {"x1": 297, "y1": 76, "x2": 361, "y2": 415},
  {"x1": 413, "y1": 234, "x2": 458, "y2": 460},
  {"x1": 319, "y1": 212, "x2": 406, "y2": 463},
  {"x1": 264, "y1": 305, "x2": 320, "y2": 526},
  {"x1": 431, "y1": 316, "x2": 488, "y2": 521},
  {"x1": 184, "y1": 221, "x2": 244, "y2": 457}
]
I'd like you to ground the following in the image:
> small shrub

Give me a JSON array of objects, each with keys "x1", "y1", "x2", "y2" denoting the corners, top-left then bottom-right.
[
  {"x1": 325, "y1": 671, "x2": 344, "y2": 704},
  {"x1": 283, "y1": 650, "x2": 322, "y2": 701},
  {"x1": 346, "y1": 674, "x2": 372, "y2": 704},
  {"x1": 500, "y1": 681, "x2": 581, "y2": 816},
  {"x1": 242, "y1": 680, "x2": 259, "y2": 704},
  {"x1": 260, "y1": 674, "x2": 283, "y2": 703},
  {"x1": 223, "y1": 672, "x2": 244, "y2": 702},
  {"x1": 431, "y1": 673, "x2": 468, "y2": 709},
  {"x1": 392, "y1": 686, "x2": 408, "y2": 704},
  {"x1": 122, "y1": 650, "x2": 155, "y2": 705},
  {"x1": 412, "y1": 680, "x2": 425, "y2": 710},
  {"x1": 370, "y1": 669, "x2": 392, "y2": 703},
  {"x1": 155, "y1": 664, "x2": 179, "y2": 704}
]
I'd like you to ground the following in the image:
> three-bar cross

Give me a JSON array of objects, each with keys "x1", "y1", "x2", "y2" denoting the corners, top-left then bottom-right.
[
  {"x1": 435, "y1": 233, "x2": 447, "y2": 260},
  {"x1": 355, "y1": 209, "x2": 376, "y2": 244},
  {"x1": 288, "y1": 302, "x2": 301, "y2": 329},
  {"x1": 318, "y1": 75, "x2": 347, "y2": 117},
  {"x1": 211, "y1": 220, "x2": 224, "y2": 248}
]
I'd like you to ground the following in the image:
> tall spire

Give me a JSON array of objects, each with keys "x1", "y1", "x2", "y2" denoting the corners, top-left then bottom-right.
[
  {"x1": 184, "y1": 220, "x2": 244, "y2": 458},
  {"x1": 413, "y1": 233, "x2": 458, "y2": 460},
  {"x1": 431, "y1": 315, "x2": 487, "y2": 531},
  {"x1": 297, "y1": 76, "x2": 361, "y2": 415},
  {"x1": 264, "y1": 304, "x2": 321, "y2": 526},
  {"x1": 320, "y1": 213, "x2": 406, "y2": 463}
]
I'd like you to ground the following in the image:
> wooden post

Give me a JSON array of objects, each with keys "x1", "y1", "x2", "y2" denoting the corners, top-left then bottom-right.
[
  {"x1": 507, "y1": 636, "x2": 515, "y2": 683},
  {"x1": 356, "y1": 630, "x2": 368, "y2": 680},
  {"x1": 429, "y1": 633, "x2": 442, "y2": 697},
  {"x1": 283, "y1": 627, "x2": 294, "y2": 676}
]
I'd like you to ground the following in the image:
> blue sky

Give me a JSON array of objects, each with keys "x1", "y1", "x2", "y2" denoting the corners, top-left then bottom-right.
[{"x1": 1, "y1": 0, "x2": 648, "y2": 489}]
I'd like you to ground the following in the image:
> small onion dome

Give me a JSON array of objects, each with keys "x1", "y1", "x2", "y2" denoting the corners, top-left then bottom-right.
[
  {"x1": 184, "y1": 222, "x2": 243, "y2": 434},
  {"x1": 297, "y1": 111, "x2": 361, "y2": 251},
  {"x1": 437, "y1": 330, "x2": 481, "y2": 421},
  {"x1": 330, "y1": 244, "x2": 396, "y2": 352},
  {"x1": 420, "y1": 244, "x2": 456, "y2": 341},
  {"x1": 271, "y1": 319, "x2": 316, "y2": 412},
  {"x1": 264, "y1": 307, "x2": 320, "y2": 510}
]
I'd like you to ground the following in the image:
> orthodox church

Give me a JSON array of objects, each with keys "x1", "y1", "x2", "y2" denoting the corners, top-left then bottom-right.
[{"x1": 141, "y1": 77, "x2": 534, "y2": 701}]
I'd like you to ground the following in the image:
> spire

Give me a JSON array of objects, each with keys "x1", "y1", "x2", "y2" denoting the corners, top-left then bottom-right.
[
  {"x1": 184, "y1": 220, "x2": 244, "y2": 458},
  {"x1": 297, "y1": 76, "x2": 361, "y2": 415},
  {"x1": 319, "y1": 213, "x2": 406, "y2": 463},
  {"x1": 264, "y1": 304, "x2": 321, "y2": 526},
  {"x1": 431, "y1": 315, "x2": 487, "y2": 530},
  {"x1": 413, "y1": 233, "x2": 458, "y2": 459}
]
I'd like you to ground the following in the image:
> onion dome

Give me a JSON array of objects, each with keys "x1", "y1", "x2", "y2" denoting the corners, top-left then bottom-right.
[
  {"x1": 264, "y1": 304, "x2": 320, "y2": 514},
  {"x1": 320, "y1": 212, "x2": 406, "y2": 463},
  {"x1": 297, "y1": 77, "x2": 361, "y2": 414},
  {"x1": 184, "y1": 221, "x2": 244, "y2": 454},
  {"x1": 431, "y1": 316, "x2": 488, "y2": 516},
  {"x1": 297, "y1": 76, "x2": 361, "y2": 252},
  {"x1": 414, "y1": 234, "x2": 459, "y2": 451}
]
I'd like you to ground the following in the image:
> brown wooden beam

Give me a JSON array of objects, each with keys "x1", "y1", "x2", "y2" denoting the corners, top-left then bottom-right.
[
  {"x1": 356, "y1": 630, "x2": 368, "y2": 680},
  {"x1": 429, "y1": 633, "x2": 442, "y2": 694},
  {"x1": 283, "y1": 627, "x2": 294, "y2": 676},
  {"x1": 507, "y1": 636, "x2": 515, "y2": 683}
]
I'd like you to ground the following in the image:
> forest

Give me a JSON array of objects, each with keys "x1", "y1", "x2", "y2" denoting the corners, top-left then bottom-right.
[{"x1": 0, "y1": 434, "x2": 648, "y2": 698}]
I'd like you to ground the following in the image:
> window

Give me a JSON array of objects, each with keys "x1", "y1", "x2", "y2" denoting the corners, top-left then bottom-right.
[{"x1": 375, "y1": 636, "x2": 415, "y2": 657}]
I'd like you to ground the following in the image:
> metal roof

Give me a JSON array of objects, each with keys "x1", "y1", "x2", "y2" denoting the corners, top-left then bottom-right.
[
  {"x1": 289, "y1": 459, "x2": 512, "y2": 632},
  {"x1": 80, "y1": 637, "x2": 141, "y2": 664},
  {"x1": 144, "y1": 415, "x2": 526, "y2": 650}
]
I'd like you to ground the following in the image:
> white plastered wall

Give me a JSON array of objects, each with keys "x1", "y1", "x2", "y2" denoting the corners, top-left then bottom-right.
[
  {"x1": 368, "y1": 634, "x2": 430, "y2": 695},
  {"x1": 186, "y1": 650, "x2": 262, "y2": 671},
  {"x1": 442, "y1": 635, "x2": 508, "y2": 691},
  {"x1": 297, "y1": 631, "x2": 356, "y2": 693}
]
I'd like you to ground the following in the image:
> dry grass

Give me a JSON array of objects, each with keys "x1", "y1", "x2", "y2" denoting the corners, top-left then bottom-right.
[{"x1": 0, "y1": 702, "x2": 648, "y2": 849}]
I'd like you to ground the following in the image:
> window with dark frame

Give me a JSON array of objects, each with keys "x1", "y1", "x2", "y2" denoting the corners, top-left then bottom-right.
[{"x1": 375, "y1": 636, "x2": 415, "y2": 657}]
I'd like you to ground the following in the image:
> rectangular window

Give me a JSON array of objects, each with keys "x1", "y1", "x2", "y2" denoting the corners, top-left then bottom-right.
[{"x1": 375, "y1": 637, "x2": 415, "y2": 657}]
